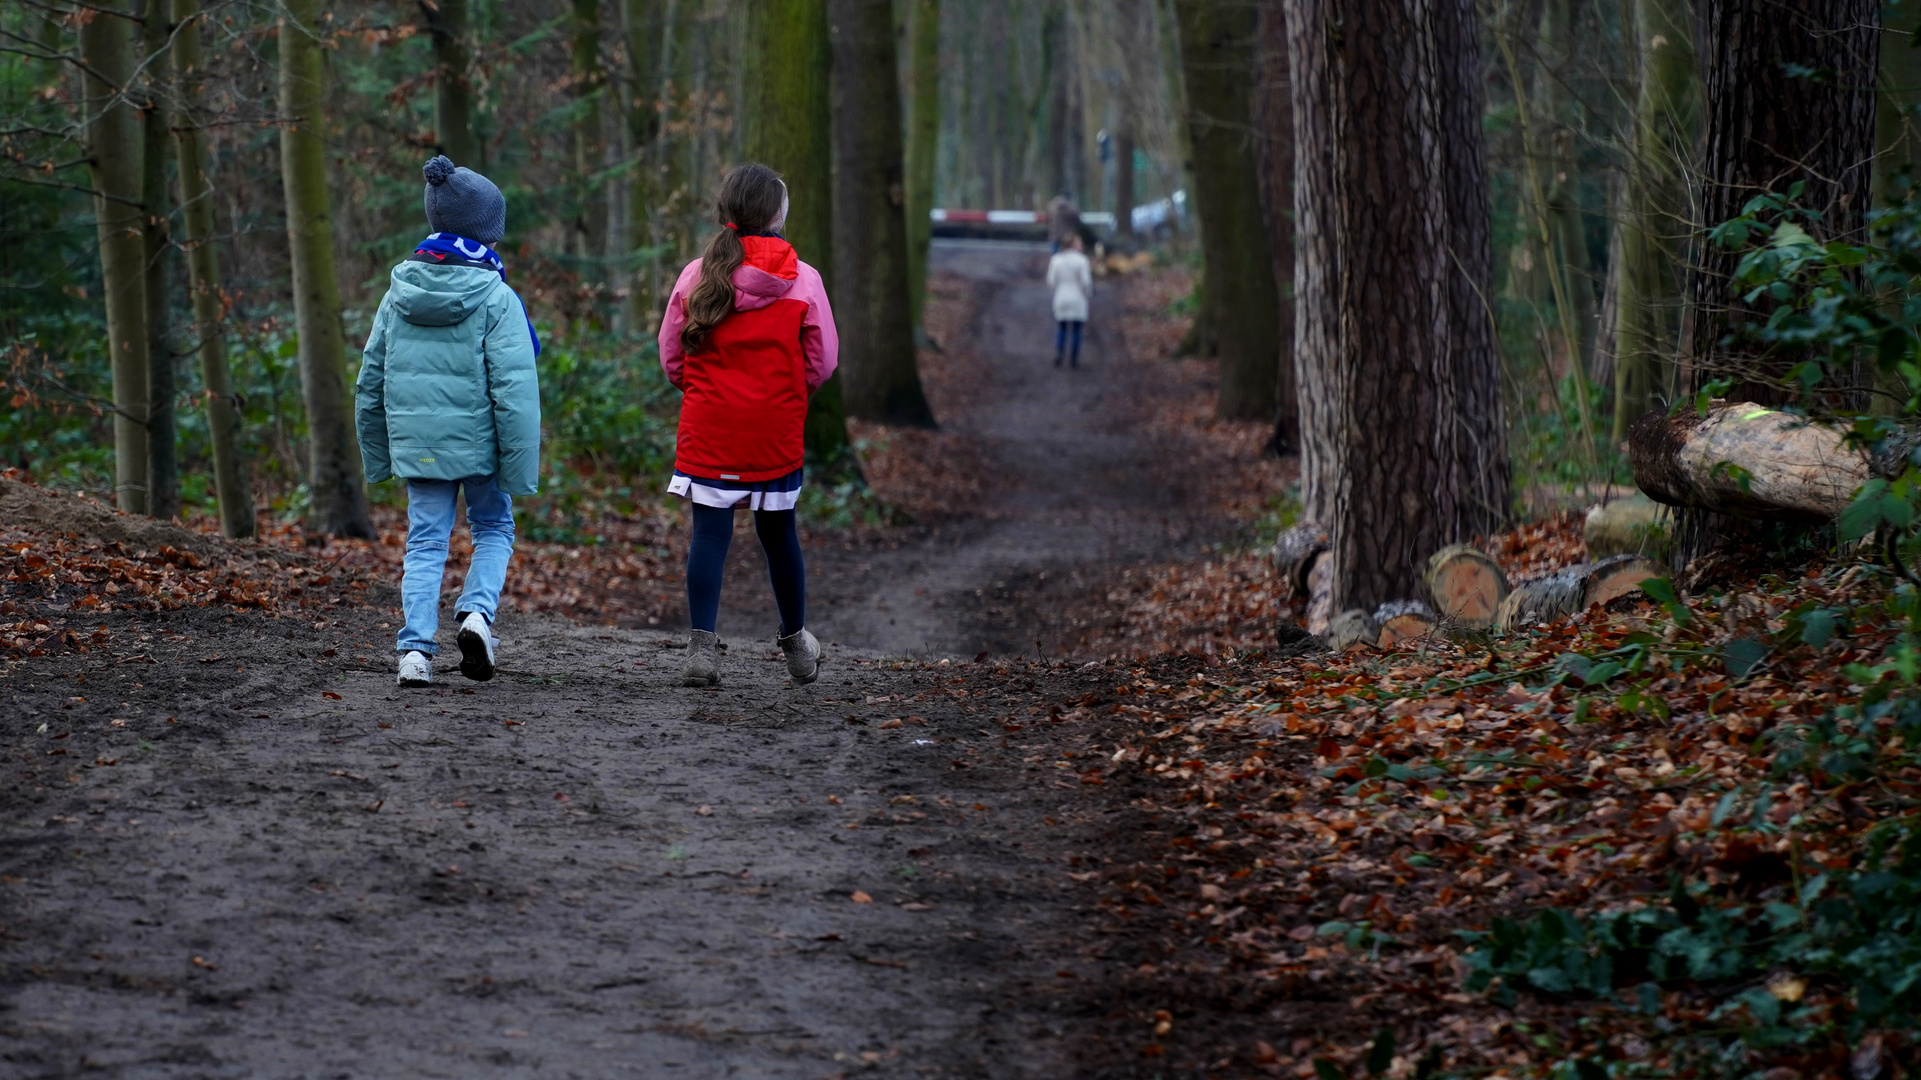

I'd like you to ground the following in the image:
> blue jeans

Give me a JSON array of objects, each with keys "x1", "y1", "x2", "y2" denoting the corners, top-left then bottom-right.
[
  {"x1": 397, "y1": 475, "x2": 515, "y2": 655},
  {"x1": 1055, "y1": 319, "x2": 1083, "y2": 364}
]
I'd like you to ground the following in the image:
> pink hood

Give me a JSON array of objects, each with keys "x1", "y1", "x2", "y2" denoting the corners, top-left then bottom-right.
[{"x1": 656, "y1": 235, "x2": 840, "y2": 393}]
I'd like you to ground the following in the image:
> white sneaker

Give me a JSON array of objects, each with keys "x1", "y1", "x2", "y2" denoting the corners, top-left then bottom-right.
[
  {"x1": 455, "y1": 611, "x2": 497, "y2": 682},
  {"x1": 397, "y1": 650, "x2": 433, "y2": 687},
  {"x1": 777, "y1": 627, "x2": 822, "y2": 685}
]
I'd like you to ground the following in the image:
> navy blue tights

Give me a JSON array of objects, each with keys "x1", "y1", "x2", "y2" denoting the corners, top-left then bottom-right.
[{"x1": 686, "y1": 503, "x2": 806, "y2": 636}]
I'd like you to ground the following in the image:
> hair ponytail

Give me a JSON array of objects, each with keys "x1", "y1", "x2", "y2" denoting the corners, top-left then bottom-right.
[{"x1": 680, "y1": 163, "x2": 789, "y2": 353}]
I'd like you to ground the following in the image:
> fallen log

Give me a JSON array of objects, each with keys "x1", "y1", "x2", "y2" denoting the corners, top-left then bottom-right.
[
  {"x1": 1628, "y1": 401, "x2": 1867, "y2": 521},
  {"x1": 1493, "y1": 554, "x2": 1664, "y2": 631},
  {"x1": 1273, "y1": 523, "x2": 1328, "y2": 599},
  {"x1": 1423, "y1": 544, "x2": 1510, "y2": 630},
  {"x1": 1325, "y1": 609, "x2": 1380, "y2": 652},
  {"x1": 1373, "y1": 599, "x2": 1437, "y2": 647}
]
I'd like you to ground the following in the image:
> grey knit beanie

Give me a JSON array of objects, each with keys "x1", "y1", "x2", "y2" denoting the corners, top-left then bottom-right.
[{"x1": 422, "y1": 156, "x2": 506, "y2": 246}]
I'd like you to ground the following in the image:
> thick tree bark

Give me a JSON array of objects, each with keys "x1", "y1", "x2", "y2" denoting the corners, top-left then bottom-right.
[
  {"x1": 829, "y1": 0, "x2": 935, "y2": 428},
  {"x1": 421, "y1": 0, "x2": 480, "y2": 168},
  {"x1": 1289, "y1": 0, "x2": 1510, "y2": 614},
  {"x1": 741, "y1": 0, "x2": 853, "y2": 468},
  {"x1": 279, "y1": 0, "x2": 373, "y2": 539},
  {"x1": 80, "y1": 4, "x2": 149, "y2": 515},
  {"x1": 1252, "y1": 0, "x2": 1297, "y2": 453},
  {"x1": 1628, "y1": 402, "x2": 1868, "y2": 521},
  {"x1": 172, "y1": 0, "x2": 252, "y2": 538},
  {"x1": 139, "y1": 0, "x2": 177, "y2": 521},
  {"x1": 1173, "y1": 0, "x2": 1283, "y2": 422},
  {"x1": 902, "y1": 0, "x2": 939, "y2": 335},
  {"x1": 571, "y1": 0, "x2": 610, "y2": 279},
  {"x1": 1611, "y1": 0, "x2": 1696, "y2": 439},
  {"x1": 1877, "y1": 9, "x2": 1921, "y2": 201},
  {"x1": 1687, "y1": 0, "x2": 1879, "y2": 405}
]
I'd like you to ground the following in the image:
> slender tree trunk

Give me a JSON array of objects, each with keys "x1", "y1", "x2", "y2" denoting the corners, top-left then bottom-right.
[
  {"x1": 1173, "y1": 0, "x2": 1283, "y2": 422},
  {"x1": 622, "y1": 0, "x2": 664, "y2": 329},
  {"x1": 1290, "y1": 0, "x2": 1509, "y2": 613},
  {"x1": 1289, "y1": 0, "x2": 1338, "y2": 521},
  {"x1": 1252, "y1": 0, "x2": 1297, "y2": 453},
  {"x1": 139, "y1": 0, "x2": 177, "y2": 520},
  {"x1": 572, "y1": 0, "x2": 609, "y2": 279},
  {"x1": 1435, "y1": 0, "x2": 1510, "y2": 537},
  {"x1": 81, "y1": 4, "x2": 150, "y2": 515},
  {"x1": 829, "y1": 0, "x2": 935, "y2": 428},
  {"x1": 1687, "y1": 0, "x2": 1879, "y2": 406},
  {"x1": 279, "y1": 0, "x2": 372, "y2": 539},
  {"x1": 1044, "y1": 5, "x2": 1068, "y2": 198},
  {"x1": 742, "y1": 0, "x2": 853, "y2": 467},
  {"x1": 421, "y1": 0, "x2": 480, "y2": 167},
  {"x1": 1113, "y1": 127, "x2": 1136, "y2": 238},
  {"x1": 903, "y1": 0, "x2": 940, "y2": 335},
  {"x1": 172, "y1": 0, "x2": 251, "y2": 538},
  {"x1": 1611, "y1": 0, "x2": 1696, "y2": 439}
]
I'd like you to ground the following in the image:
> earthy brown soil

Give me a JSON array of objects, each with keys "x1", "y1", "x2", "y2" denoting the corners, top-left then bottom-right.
[{"x1": 0, "y1": 241, "x2": 1298, "y2": 1079}]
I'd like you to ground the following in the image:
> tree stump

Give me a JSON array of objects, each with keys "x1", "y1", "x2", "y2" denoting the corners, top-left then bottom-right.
[
  {"x1": 1422, "y1": 544, "x2": 1510, "y2": 629},
  {"x1": 1493, "y1": 554, "x2": 1664, "y2": 631},
  {"x1": 1628, "y1": 402, "x2": 1867, "y2": 520}
]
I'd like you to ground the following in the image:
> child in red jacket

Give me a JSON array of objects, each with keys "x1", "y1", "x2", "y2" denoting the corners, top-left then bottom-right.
[{"x1": 658, "y1": 163, "x2": 839, "y2": 687}]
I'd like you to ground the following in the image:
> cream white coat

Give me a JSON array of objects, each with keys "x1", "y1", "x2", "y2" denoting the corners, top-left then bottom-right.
[{"x1": 1046, "y1": 249, "x2": 1093, "y2": 322}]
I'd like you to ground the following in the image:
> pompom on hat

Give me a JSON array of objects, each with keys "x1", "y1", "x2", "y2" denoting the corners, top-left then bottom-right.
[{"x1": 422, "y1": 155, "x2": 506, "y2": 246}]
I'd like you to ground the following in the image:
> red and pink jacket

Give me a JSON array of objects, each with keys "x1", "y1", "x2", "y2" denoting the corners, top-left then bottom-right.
[{"x1": 657, "y1": 236, "x2": 839, "y2": 482}]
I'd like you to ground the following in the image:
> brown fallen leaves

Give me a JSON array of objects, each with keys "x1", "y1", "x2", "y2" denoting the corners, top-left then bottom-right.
[{"x1": 1056, "y1": 551, "x2": 1912, "y2": 1077}]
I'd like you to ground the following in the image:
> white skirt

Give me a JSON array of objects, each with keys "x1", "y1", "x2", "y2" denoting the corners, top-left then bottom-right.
[{"x1": 667, "y1": 467, "x2": 803, "y2": 511}]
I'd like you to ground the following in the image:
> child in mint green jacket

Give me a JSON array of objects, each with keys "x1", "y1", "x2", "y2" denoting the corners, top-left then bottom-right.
[{"x1": 355, "y1": 156, "x2": 541, "y2": 688}]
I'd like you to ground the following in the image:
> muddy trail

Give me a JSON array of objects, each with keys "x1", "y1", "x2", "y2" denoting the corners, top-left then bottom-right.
[
  {"x1": 717, "y1": 240, "x2": 1233, "y2": 659},
  {"x1": 0, "y1": 242, "x2": 1249, "y2": 1078}
]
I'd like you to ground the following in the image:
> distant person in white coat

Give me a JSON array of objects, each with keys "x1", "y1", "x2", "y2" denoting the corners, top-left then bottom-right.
[{"x1": 1046, "y1": 234, "x2": 1092, "y2": 369}]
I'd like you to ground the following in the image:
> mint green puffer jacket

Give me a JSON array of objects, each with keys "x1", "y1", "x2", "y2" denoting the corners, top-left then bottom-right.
[{"x1": 355, "y1": 261, "x2": 541, "y2": 496}]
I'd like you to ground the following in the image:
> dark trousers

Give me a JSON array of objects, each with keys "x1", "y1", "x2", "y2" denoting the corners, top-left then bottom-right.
[{"x1": 686, "y1": 503, "x2": 806, "y2": 636}]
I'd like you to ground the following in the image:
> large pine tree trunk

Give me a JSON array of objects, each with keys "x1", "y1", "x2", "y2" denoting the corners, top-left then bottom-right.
[
  {"x1": 139, "y1": 0, "x2": 178, "y2": 521},
  {"x1": 1173, "y1": 0, "x2": 1283, "y2": 422},
  {"x1": 279, "y1": 0, "x2": 372, "y2": 539},
  {"x1": 1253, "y1": 0, "x2": 1297, "y2": 453},
  {"x1": 902, "y1": 0, "x2": 940, "y2": 336},
  {"x1": 172, "y1": 0, "x2": 252, "y2": 538},
  {"x1": 1290, "y1": 0, "x2": 1510, "y2": 613},
  {"x1": 421, "y1": 0, "x2": 480, "y2": 167},
  {"x1": 1688, "y1": 0, "x2": 1878, "y2": 405},
  {"x1": 830, "y1": 0, "x2": 936, "y2": 429},
  {"x1": 1610, "y1": 0, "x2": 1696, "y2": 439},
  {"x1": 80, "y1": 5, "x2": 150, "y2": 516},
  {"x1": 741, "y1": 0, "x2": 853, "y2": 468}
]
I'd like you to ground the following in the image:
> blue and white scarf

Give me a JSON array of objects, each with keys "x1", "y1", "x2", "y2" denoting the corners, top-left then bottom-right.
[{"x1": 413, "y1": 233, "x2": 541, "y2": 357}]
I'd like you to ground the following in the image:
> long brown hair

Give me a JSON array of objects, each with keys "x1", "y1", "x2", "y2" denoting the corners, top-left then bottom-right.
[{"x1": 680, "y1": 163, "x2": 787, "y2": 353}]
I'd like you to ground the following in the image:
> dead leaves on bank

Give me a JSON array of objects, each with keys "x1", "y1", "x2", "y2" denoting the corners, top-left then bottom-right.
[{"x1": 1066, "y1": 555, "x2": 1910, "y2": 1077}]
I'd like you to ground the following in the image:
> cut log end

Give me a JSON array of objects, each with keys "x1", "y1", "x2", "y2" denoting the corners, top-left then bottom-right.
[
  {"x1": 1494, "y1": 554, "x2": 1666, "y2": 632},
  {"x1": 1422, "y1": 543, "x2": 1511, "y2": 630},
  {"x1": 1373, "y1": 599, "x2": 1437, "y2": 647}
]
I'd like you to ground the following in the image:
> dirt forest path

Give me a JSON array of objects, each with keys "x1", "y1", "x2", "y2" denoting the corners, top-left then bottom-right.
[
  {"x1": 718, "y1": 239, "x2": 1228, "y2": 659},
  {"x1": 1, "y1": 242, "x2": 1249, "y2": 1078}
]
